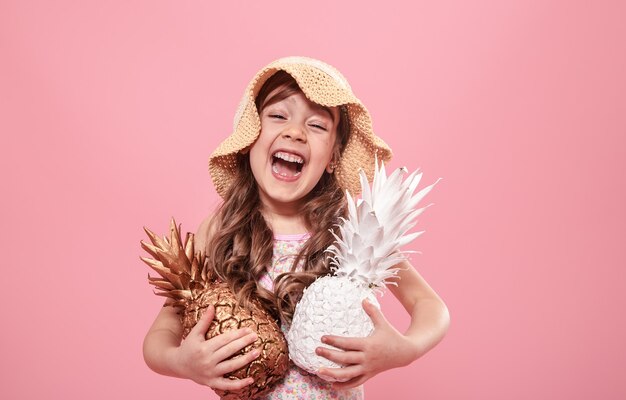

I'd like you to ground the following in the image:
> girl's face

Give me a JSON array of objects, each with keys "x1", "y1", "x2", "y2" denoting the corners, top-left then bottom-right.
[{"x1": 249, "y1": 89, "x2": 339, "y2": 212}]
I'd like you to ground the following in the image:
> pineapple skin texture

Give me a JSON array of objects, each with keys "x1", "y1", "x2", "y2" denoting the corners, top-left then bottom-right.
[
  {"x1": 140, "y1": 218, "x2": 290, "y2": 399},
  {"x1": 180, "y1": 281, "x2": 289, "y2": 399},
  {"x1": 287, "y1": 276, "x2": 378, "y2": 379}
]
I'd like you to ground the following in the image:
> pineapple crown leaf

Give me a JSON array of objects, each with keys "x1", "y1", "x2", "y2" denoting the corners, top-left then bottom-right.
[
  {"x1": 327, "y1": 158, "x2": 440, "y2": 288},
  {"x1": 141, "y1": 217, "x2": 213, "y2": 302}
]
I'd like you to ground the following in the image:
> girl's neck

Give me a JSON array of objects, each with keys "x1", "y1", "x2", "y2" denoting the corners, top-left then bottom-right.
[{"x1": 261, "y1": 206, "x2": 308, "y2": 235}]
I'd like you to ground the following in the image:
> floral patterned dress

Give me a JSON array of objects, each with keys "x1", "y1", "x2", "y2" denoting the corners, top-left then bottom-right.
[{"x1": 258, "y1": 233, "x2": 364, "y2": 400}]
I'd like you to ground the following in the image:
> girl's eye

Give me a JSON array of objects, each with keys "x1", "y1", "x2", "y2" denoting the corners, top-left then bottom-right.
[
  {"x1": 269, "y1": 114, "x2": 286, "y2": 120},
  {"x1": 310, "y1": 123, "x2": 328, "y2": 131}
]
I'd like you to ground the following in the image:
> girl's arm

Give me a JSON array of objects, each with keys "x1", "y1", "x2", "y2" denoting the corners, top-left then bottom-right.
[
  {"x1": 315, "y1": 260, "x2": 450, "y2": 389},
  {"x1": 142, "y1": 216, "x2": 261, "y2": 391},
  {"x1": 387, "y1": 260, "x2": 451, "y2": 357}
]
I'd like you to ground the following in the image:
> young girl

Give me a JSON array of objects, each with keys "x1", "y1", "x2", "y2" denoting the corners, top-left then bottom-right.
[{"x1": 143, "y1": 56, "x2": 450, "y2": 399}]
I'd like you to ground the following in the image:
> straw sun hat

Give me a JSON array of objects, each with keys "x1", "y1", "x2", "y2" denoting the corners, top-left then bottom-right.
[{"x1": 209, "y1": 56, "x2": 392, "y2": 198}]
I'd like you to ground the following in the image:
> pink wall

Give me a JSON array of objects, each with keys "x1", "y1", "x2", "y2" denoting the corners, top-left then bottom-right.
[{"x1": 1, "y1": 1, "x2": 625, "y2": 399}]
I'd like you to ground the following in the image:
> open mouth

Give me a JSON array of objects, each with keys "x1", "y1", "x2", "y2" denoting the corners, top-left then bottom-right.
[{"x1": 271, "y1": 151, "x2": 304, "y2": 178}]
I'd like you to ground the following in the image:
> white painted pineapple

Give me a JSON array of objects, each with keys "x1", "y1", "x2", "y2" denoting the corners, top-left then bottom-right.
[{"x1": 286, "y1": 160, "x2": 440, "y2": 378}]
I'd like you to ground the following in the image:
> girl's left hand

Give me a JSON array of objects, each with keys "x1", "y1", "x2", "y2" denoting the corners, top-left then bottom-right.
[{"x1": 315, "y1": 299, "x2": 419, "y2": 389}]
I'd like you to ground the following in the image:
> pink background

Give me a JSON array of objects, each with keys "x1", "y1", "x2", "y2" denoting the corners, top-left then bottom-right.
[{"x1": 1, "y1": 1, "x2": 625, "y2": 399}]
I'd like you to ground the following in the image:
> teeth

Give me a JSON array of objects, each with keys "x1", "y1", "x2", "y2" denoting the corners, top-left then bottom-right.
[
  {"x1": 272, "y1": 162, "x2": 301, "y2": 177},
  {"x1": 273, "y1": 151, "x2": 304, "y2": 164}
]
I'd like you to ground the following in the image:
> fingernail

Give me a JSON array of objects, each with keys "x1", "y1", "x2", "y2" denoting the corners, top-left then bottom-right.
[
  {"x1": 321, "y1": 336, "x2": 328, "y2": 343},
  {"x1": 244, "y1": 328, "x2": 253, "y2": 334},
  {"x1": 252, "y1": 349, "x2": 261, "y2": 357},
  {"x1": 315, "y1": 347, "x2": 323, "y2": 355}
]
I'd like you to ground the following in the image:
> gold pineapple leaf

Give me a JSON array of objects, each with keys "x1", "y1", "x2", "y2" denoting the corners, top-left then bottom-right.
[
  {"x1": 139, "y1": 256, "x2": 185, "y2": 289},
  {"x1": 141, "y1": 225, "x2": 170, "y2": 252},
  {"x1": 147, "y1": 275, "x2": 176, "y2": 291},
  {"x1": 140, "y1": 217, "x2": 201, "y2": 298},
  {"x1": 139, "y1": 239, "x2": 161, "y2": 259},
  {"x1": 184, "y1": 232, "x2": 195, "y2": 261}
]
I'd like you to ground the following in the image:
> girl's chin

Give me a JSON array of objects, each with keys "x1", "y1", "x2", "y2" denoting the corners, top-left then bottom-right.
[
  {"x1": 261, "y1": 192, "x2": 307, "y2": 208},
  {"x1": 260, "y1": 182, "x2": 311, "y2": 205}
]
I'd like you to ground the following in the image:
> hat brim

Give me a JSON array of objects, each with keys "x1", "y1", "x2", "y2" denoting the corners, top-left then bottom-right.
[{"x1": 209, "y1": 56, "x2": 392, "y2": 198}]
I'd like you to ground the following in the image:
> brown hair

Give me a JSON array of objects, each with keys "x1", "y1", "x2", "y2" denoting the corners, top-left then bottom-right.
[{"x1": 204, "y1": 71, "x2": 350, "y2": 323}]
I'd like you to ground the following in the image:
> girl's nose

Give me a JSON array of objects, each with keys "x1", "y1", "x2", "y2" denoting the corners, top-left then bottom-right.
[{"x1": 282, "y1": 124, "x2": 307, "y2": 143}]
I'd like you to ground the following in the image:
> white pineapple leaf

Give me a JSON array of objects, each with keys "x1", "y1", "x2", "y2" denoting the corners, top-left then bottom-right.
[
  {"x1": 407, "y1": 179, "x2": 441, "y2": 208},
  {"x1": 328, "y1": 160, "x2": 439, "y2": 287},
  {"x1": 359, "y1": 170, "x2": 372, "y2": 206},
  {"x1": 346, "y1": 190, "x2": 358, "y2": 222},
  {"x1": 406, "y1": 170, "x2": 424, "y2": 194},
  {"x1": 396, "y1": 231, "x2": 423, "y2": 249}
]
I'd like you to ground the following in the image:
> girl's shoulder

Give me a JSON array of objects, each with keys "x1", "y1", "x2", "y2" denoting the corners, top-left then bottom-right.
[{"x1": 194, "y1": 213, "x2": 217, "y2": 252}]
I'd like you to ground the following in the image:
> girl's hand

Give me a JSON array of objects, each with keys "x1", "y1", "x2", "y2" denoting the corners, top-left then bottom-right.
[
  {"x1": 170, "y1": 305, "x2": 261, "y2": 392},
  {"x1": 315, "y1": 299, "x2": 419, "y2": 390}
]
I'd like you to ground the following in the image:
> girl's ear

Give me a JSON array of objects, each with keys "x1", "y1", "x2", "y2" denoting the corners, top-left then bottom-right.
[
  {"x1": 326, "y1": 146, "x2": 342, "y2": 173},
  {"x1": 326, "y1": 143, "x2": 341, "y2": 174},
  {"x1": 326, "y1": 154, "x2": 340, "y2": 173}
]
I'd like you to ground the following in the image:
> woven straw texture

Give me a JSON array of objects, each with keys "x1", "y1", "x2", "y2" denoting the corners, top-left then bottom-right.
[{"x1": 209, "y1": 56, "x2": 392, "y2": 198}]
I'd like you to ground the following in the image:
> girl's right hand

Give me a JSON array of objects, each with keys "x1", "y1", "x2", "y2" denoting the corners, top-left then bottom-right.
[{"x1": 171, "y1": 305, "x2": 260, "y2": 391}]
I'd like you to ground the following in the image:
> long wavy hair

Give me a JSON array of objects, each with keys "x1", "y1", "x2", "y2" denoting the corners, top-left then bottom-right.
[{"x1": 203, "y1": 71, "x2": 350, "y2": 324}]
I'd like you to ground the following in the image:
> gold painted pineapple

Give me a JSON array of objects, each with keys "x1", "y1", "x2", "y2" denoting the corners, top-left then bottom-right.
[{"x1": 140, "y1": 218, "x2": 289, "y2": 399}]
